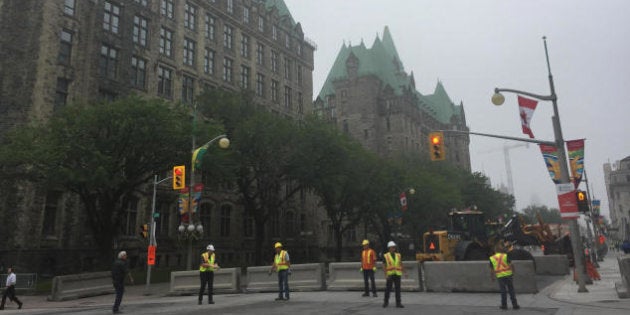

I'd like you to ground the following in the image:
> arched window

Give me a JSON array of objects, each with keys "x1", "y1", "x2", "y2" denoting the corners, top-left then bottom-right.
[
  {"x1": 220, "y1": 204, "x2": 231, "y2": 237},
  {"x1": 200, "y1": 203, "x2": 213, "y2": 238}
]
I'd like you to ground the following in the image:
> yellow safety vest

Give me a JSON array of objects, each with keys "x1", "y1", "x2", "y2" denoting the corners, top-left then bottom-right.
[
  {"x1": 275, "y1": 250, "x2": 289, "y2": 271},
  {"x1": 200, "y1": 252, "x2": 215, "y2": 272},
  {"x1": 490, "y1": 253, "x2": 513, "y2": 278},
  {"x1": 384, "y1": 252, "x2": 402, "y2": 276}
]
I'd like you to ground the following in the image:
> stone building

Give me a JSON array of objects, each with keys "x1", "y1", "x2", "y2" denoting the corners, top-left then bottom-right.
[
  {"x1": 604, "y1": 157, "x2": 630, "y2": 241},
  {"x1": 0, "y1": 0, "x2": 317, "y2": 274},
  {"x1": 314, "y1": 27, "x2": 470, "y2": 170}
]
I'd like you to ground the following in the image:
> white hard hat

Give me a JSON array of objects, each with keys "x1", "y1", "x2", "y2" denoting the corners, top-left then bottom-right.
[
  {"x1": 387, "y1": 241, "x2": 396, "y2": 248},
  {"x1": 207, "y1": 244, "x2": 215, "y2": 251}
]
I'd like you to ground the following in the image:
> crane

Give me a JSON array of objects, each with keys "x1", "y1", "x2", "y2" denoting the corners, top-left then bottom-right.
[{"x1": 479, "y1": 142, "x2": 529, "y2": 196}]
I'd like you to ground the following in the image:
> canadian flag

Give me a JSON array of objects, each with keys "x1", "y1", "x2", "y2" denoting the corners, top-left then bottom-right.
[
  {"x1": 400, "y1": 192, "x2": 408, "y2": 212},
  {"x1": 518, "y1": 96, "x2": 538, "y2": 138}
]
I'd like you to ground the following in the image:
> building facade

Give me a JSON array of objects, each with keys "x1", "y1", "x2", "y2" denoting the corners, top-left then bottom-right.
[
  {"x1": 314, "y1": 27, "x2": 470, "y2": 170},
  {"x1": 604, "y1": 156, "x2": 630, "y2": 241},
  {"x1": 0, "y1": 0, "x2": 318, "y2": 274}
]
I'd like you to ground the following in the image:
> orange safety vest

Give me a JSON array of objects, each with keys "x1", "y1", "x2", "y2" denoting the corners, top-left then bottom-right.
[
  {"x1": 490, "y1": 253, "x2": 513, "y2": 278},
  {"x1": 384, "y1": 252, "x2": 402, "y2": 276},
  {"x1": 361, "y1": 248, "x2": 376, "y2": 270},
  {"x1": 275, "y1": 250, "x2": 289, "y2": 271}
]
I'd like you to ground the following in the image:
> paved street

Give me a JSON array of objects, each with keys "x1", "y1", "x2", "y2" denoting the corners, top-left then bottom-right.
[{"x1": 1, "y1": 254, "x2": 628, "y2": 315}]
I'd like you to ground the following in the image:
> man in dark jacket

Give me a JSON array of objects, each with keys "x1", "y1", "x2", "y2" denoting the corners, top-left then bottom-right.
[{"x1": 112, "y1": 251, "x2": 134, "y2": 314}]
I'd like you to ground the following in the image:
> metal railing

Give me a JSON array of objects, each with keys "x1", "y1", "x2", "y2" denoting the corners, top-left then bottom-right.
[{"x1": 0, "y1": 273, "x2": 37, "y2": 291}]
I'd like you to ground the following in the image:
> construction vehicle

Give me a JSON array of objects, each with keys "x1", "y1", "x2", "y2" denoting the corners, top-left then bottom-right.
[{"x1": 416, "y1": 209, "x2": 561, "y2": 263}]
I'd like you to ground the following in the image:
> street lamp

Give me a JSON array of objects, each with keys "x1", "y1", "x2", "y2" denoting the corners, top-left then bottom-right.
[{"x1": 491, "y1": 36, "x2": 588, "y2": 292}]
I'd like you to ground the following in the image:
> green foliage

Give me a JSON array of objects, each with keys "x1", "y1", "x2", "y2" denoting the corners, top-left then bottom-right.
[{"x1": 522, "y1": 204, "x2": 562, "y2": 224}]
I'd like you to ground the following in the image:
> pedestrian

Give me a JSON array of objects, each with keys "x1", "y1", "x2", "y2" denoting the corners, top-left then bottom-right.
[
  {"x1": 489, "y1": 243, "x2": 520, "y2": 310},
  {"x1": 0, "y1": 266, "x2": 22, "y2": 310},
  {"x1": 360, "y1": 239, "x2": 377, "y2": 297},
  {"x1": 269, "y1": 242, "x2": 290, "y2": 301},
  {"x1": 199, "y1": 244, "x2": 219, "y2": 305},
  {"x1": 382, "y1": 241, "x2": 403, "y2": 308},
  {"x1": 111, "y1": 251, "x2": 134, "y2": 314}
]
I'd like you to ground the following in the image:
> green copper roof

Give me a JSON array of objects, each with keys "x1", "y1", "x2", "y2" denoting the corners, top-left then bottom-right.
[
  {"x1": 317, "y1": 27, "x2": 463, "y2": 124},
  {"x1": 264, "y1": 0, "x2": 295, "y2": 26}
]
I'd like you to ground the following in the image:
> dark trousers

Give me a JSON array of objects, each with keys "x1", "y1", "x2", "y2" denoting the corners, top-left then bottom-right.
[
  {"x1": 277, "y1": 269, "x2": 289, "y2": 299},
  {"x1": 112, "y1": 283, "x2": 124, "y2": 312},
  {"x1": 198, "y1": 271, "x2": 214, "y2": 302},
  {"x1": 497, "y1": 276, "x2": 518, "y2": 307},
  {"x1": 362, "y1": 269, "x2": 376, "y2": 294},
  {"x1": 1, "y1": 285, "x2": 21, "y2": 309},
  {"x1": 384, "y1": 275, "x2": 401, "y2": 305}
]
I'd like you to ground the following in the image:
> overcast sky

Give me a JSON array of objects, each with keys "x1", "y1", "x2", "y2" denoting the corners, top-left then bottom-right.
[{"x1": 284, "y1": 0, "x2": 630, "y2": 218}]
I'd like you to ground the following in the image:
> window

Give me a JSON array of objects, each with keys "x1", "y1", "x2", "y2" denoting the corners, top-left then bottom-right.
[
  {"x1": 297, "y1": 43, "x2": 302, "y2": 56},
  {"x1": 226, "y1": 0, "x2": 233, "y2": 14},
  {"x1": 271, "y1": 51, "x2": 278, "y2": 73},
  {"x1": 297, "y1": 65, "x2": 303, "y2": 85},
  {"x1": 222, "y1": 57, "x2": 232, "y2": 82},
  {"x1": 99, "y1": 44, "x2": 117, "y2": 79},
  {"x1": 157, "y1": 65, "x2": 173, "y2": 98},
  {"x1": 258, "y1": 16, "x2": 265, "y2": 32},
  {"x1": 243, "y1": 6, "x2": 250, "y2": 23},
  {"x1": 240, "y1": 34, "x2": 249, "y2": 58},
  {"x1": 256, "y1": 43, "x2": 264, "y2": 65},
  {"x1": 284, "y1": 58, "x2": 291, "y2": 80},
  {"x1": 272, "y1": 25, "x2": 278, "y2": 40},
  {"x1": 243, "y1": 211, "x2": 253, "y2": 237},
  {"x1": 284, "y1": 86, "x2": 292, "y2": 109},
  {"x1": 99, "y1": 89, "x2": 117, "y2": 102},
  {"x1": 42, "y1": 191, "x2": 61, "y2": 236},
  {"x1": 182, "y1": 75, "x2": 194, "y2": 104},
  {"x1": 132, "y1": 15, "x2": 148, "y2": 47},
  {"x1": 256, "y1": 73, "x2": 264, "y2": 97},
  {"x1": 55, "y1": 78, "x2": 70, "y2": 110},
  {"x1": 298, "y1": 92, "x2": 303, "y2": 114},
  {"x1": 271, "y1": 80, "x2": 278, "y2": 102},
  {"x1": 204, "y1": 48, "x2": 215, "y2": 75},
  {"x1": 223, "y1": 24, "x2": 233, "y2": 49},
  {"x1": 159, "y1": 27, "x2": 173, "y2": 57},
  {"x1": 285, "y1": 32, "x2": 290, "y2": 49},
  {"x1": 63, "y1": 0, "x2": 75, "y2": 16},
  {"x1": 131, "y1": 56, "x2": 146, "y2": 89},
  {"x1": 205, "y1": 14, "x2": 215, "y2": 40},
  {"x1": 184, "y1": 2, "x2": 196, "y2": 31},
  {"x1": 136, "y1": 0, "x2": 148, "y2": 5},
  {"x1": 58, "y1": 29, "x2": 73, "y2": 65},
  {"x1": 103, "y1": 1, "x2": 120, "y2": 34},
  {"x1": 285, "y1": 212, "x2": 295, "y2": 236},
  {"x1": 240, "y1": 65, "x2": 250, "y2": 89},
  {"x1": 160, "y1": 0, "x2": 174, "y2": 19},
  {"x1": 200, "y1": 203, "x2": 213, "y2": 237},
  {"x1": 183, "y1": 38, "x2": 196, "y2": 66},
  {"x1": 220, "y1": 204, "x2": 231, "y2": 237},
  {"x1": 124, "y1": 197, "x2": 139, "y2": 236}
]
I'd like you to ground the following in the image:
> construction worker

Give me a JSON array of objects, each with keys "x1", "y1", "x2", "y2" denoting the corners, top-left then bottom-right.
[
  {"x1": 360, "y1": 239, "x2": 377, "y2": 297},
  {"x1": 489, "y1": 243, "x2": 520, "y2": 310},
  {"x1": 270, "y1": 242, "x2": 290, "y2": 301},
  {"x1": 199, "y1": 244, "x2": 219, "y2": 305},
  {"x1": 382, "y1": 241, "x2": 403, "y2": 308}
]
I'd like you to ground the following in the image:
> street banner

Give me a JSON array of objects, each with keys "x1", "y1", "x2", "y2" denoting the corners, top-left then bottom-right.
[
  {"x1": 540, "y1": 144, "x2": 561, "y2": 184},
  {"x1": 192, "y1": 183, "x2": 204, "y2": 213},
  {"x1": 400, "y1": 192, "x2": 408, "y2": 212},
  {"x1": 192, "y1": 143, "x2": 210, "y2": 171},
  {"x1": 566, "y1": 139, "x2": 585, "y2": 189},
  {"x1": 592, "y1": 199, "x2": 601, "y2": 215},
  {"x1": 556, "y1": 183, "x2": 579, "y2": 219},
  {"x1": 178, "y1": 187, "x2": 190, "y2": 215},
  {"x1": 147, "y1": 245, "x2": 156, "y2": 266},
  {"x1": 518, "y1": 96, "x2": 538, "y2": 138}
]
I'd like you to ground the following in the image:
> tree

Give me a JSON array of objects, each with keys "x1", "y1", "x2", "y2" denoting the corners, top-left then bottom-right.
[
  {"x1": 0, "y1": 96, "x2": 195, "y2": 262},
  {"x1": 522, "y1": 205, "x2": 562, "y2": 224}
]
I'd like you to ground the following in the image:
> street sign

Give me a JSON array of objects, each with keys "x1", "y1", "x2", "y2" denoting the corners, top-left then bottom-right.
[
  {"x1": 556, "y1": 183, "x2": 579, "y2": 220},
  {"x1": 147, "y1": 245, "x2": 156, "y2": 266}
]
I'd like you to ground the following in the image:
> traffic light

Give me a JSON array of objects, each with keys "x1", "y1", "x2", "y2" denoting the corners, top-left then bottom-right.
[
  {"x1": 428, "y1": 131, "x2": 445, "y2": 161},
  {"x1": 172, "y1": 165, "x2": 185, "y2": 190},
  {"x1": 140, "y1": 224, "x2": 148, "y2": 239},
  {"x1": 576, "y1": 190, "x2": 589, "y2": 213}
]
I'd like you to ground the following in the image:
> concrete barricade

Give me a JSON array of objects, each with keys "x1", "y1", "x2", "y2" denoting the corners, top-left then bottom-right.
[
  {"x1": 423, "y1": 260, "x2": 537, "y2": 293},
  {"x1": 48, "y1": 271, "x2": 114, "y2": 301},
  {"x1": 245, "y1": 263, "x2": 325, "y2": 292},
  {"x1": 327, "y1": 261, "x2": 422, "y2": 292},
  {"x1": 534, "y1": 255, "x2": 570, "y2": 275},
  {"x1": 615, "y1": 255, "x2": 630, "y2": 298},
  {"x1": 169, "y1": 268, "x2": 240, "y2": 295}
]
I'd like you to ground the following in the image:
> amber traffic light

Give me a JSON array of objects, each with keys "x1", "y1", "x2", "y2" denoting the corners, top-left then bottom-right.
[
  {"x1": 576, "y1": 190, "x2": 589, "y2": 213},
  {"x1": 428, "y1": 132, "x2": 445, "y2": 161},
  {"x1": 172, "y1": 165, "x2": 186, "y2": 190}
]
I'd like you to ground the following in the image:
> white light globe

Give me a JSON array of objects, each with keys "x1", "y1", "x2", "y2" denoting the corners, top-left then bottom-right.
[
  {"x1": 187, "y1": 224, "x2": 195, "y2": 232},
  {"x1": 491, "y1": 93, "x2": 505, "y2": 106},
  {"x1": 178, "y1": 225, "x2": 185, "y2": 233},
  {"x1": 219, "y1": 137, "x2": 230, "y2": 149},
  {"x1": 196, "y1": 224, "x2": 204, "y2": 233}
]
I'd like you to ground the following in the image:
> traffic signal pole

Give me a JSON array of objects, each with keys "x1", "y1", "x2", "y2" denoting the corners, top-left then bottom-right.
[{"x1": 146, "y1": 174, "x2": 172, "y2": 295}]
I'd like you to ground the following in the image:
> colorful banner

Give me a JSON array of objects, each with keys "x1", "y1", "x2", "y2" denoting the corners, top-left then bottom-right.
[
  {"x1": 592, "y1": 199, "x2": 601, "y2": 215},
  {"x1": 192, "y1": 183, "x2": 204, "y2": 214},
  {"x1": 518, "y1": 96, "x2": 538, "y2": 138},
  {"x1": 399, "y1": 192, "x2": 408, "y2": 212},
  {"x1": 192, "y1": 144, "x2": 210, "y2": 171},
  {"x1": 178, "y1": 187, "x2": 190, "y2": 215},
  {"x1": 539, "y1": 144, "x2": 561, "y2": 184},
  {"x1": 556, "y1": 183, "x2": 579, "y2": 220},
  {"x1": 566, "y1": 139, "x2": 585, "y2": 189}
]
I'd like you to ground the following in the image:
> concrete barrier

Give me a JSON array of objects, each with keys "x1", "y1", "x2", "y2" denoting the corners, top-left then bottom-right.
[
  {"x1": 615, "y1": 255, "x2": 630, "y2": 298},
  {"x1": 534, "y1": 255, "x2": 569, "y2": 275},
  {"x1": 327, "y1": 261, "x2": 422, "y2": 292},
  {"x1": 169, "y1": 268, "x2": 241, "y2": 295},
  {"x1": 245, "y1": 263, "x2": 325, "y2": 292},
  {"x1": 48, "y1": 271, "x2": 113, "y2": 301},
  {"x1": 423, "y1": 260, "x2": 537, "y2": 293}
]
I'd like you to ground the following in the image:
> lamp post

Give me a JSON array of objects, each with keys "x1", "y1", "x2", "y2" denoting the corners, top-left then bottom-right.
[
  {"x1": 491, "y1": 36, "x2": 588, "y2": 292},
  {"x1": 145, "y1": 174, "x2": 171, "y2": 294}
]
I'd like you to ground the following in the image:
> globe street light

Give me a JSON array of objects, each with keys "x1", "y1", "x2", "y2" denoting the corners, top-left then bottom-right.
[{"x1": 491, "y1": 36, "x2": 588, "y2": 292}]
